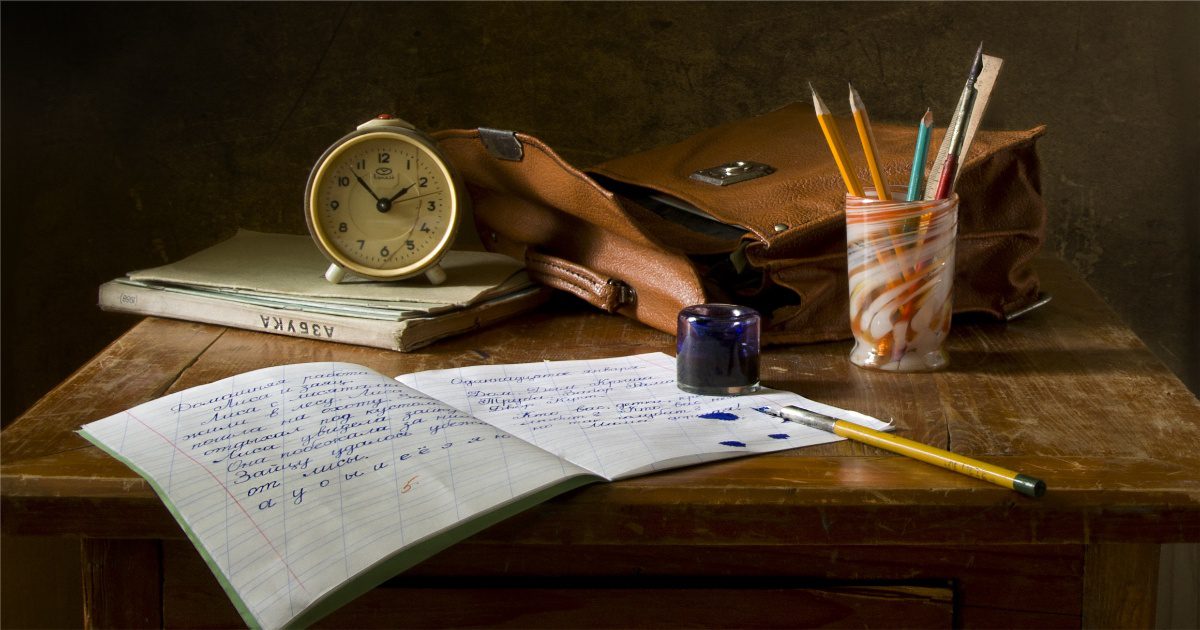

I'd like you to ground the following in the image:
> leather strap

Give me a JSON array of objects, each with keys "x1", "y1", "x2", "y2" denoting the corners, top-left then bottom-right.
[{"x1": 525, "y1": 250, "x2": 634, "y2": 312}]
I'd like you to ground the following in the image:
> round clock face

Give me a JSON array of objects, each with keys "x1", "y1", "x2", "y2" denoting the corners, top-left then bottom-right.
[{"x1": 307, "y1": 130, "x2": 458, "y2": 279}]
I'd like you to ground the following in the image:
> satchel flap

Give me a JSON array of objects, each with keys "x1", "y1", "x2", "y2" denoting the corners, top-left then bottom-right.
[
  {"x1": 433, "y1": 128, "x2": 666, "y2": 248},
  {"x1": 588, "y1": 102, "x2": 1046, "y2": 244}
]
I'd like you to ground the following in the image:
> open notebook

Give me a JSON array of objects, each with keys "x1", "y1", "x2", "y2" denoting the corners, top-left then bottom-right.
[{"x1": 79, "y1": 352, "x2": 888, "y2": 629}]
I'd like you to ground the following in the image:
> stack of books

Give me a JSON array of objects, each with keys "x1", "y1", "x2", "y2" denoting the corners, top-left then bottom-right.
[{"x1": 99, "y1": 230, "x2": 549, "y2": 351}]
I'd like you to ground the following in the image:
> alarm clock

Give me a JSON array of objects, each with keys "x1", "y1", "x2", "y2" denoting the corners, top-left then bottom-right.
[{"x1": 304, "y1": 115, "x2": 465, "y2": 285}]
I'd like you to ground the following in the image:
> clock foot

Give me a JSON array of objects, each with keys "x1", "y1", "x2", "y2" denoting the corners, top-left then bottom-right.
[
  {"x1": 324, "y1": 264, "x2": 346, "y2": 284},
  {"x1": 425, "y1": 265, "x2": 447, "y2": 286}
]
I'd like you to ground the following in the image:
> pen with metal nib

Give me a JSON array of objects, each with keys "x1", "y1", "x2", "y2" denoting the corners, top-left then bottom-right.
[
  {"x1": 763, "y1": 405, "x2": 1046, "y2": 498},
  {"x1": 933, "y1": 43, "x2": 984, "y2": 200}
]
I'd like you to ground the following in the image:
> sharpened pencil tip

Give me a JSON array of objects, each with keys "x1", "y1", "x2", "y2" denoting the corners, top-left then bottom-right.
[
  {"x1": 848, "y1": 82, "x2": 863, "y2": 111},
  {"x1": 921, "y1": 108, "x2": 933, "y2": 126},
  {"x1": 810, "y1": 83, "x2": 830, "y2": 115}
]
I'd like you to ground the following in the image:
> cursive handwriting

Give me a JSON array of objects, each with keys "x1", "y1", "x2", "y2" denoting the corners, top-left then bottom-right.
[{"x1": 163, "y1": 365, "x2": 507, "y2": 510}]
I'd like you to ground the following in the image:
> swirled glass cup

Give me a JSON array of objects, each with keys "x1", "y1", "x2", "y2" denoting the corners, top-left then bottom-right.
[
  {"x1": 845, "y1": 187, "x2": 958, "y2": 372},
  {"x1": 676, "y1": 304, "x2": 761, "y2": 395}
]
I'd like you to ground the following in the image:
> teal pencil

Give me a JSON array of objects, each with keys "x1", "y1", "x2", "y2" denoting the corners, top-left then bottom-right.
[{"x1": 906, "y1": 109, "x2": 933, "y2": 202}]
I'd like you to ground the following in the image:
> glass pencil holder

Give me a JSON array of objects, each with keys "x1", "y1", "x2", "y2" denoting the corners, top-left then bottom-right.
[
  {"x1": 676, "y1": 304, "x2": 761, "y2": 395},
  {"x1": 845, "y1": 187, "x2": 958, "y2": 372}
]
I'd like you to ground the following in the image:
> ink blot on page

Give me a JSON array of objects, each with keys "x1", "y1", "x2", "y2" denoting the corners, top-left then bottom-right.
[{"x1": 79, "y1": 352, "x2": 889, "y2": 629}]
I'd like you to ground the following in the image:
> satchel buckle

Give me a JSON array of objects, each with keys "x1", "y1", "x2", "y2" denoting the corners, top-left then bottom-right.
[
  {"x1": 608, "y1": 279, "x2": 636, "y2": 308},
  {"x1": 690, "y1": 161, "x2": 775, "y2": 186},
  {"x1": 478, "y1": 128, "x2": 524, "y2": 161}
]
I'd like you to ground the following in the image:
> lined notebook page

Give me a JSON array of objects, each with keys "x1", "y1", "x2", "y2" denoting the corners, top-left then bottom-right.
[
  {"x1": 79, "y1": 362, "x2": 591, "y2": 630},
  {"x1": 398, "y1": 352, "x2": 889, "y2": 480}
]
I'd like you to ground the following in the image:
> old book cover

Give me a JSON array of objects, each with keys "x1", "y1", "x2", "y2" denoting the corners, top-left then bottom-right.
[{"x1": 99, "y1": 230, "x2": 548, "y2": 351}]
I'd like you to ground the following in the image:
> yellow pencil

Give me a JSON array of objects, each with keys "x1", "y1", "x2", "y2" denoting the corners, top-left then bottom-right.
[
  {"x1": 848, "y1": 83, "x2": 890, "y2": 201},
  {"x1": 810, "y1": 84, "x2": 864, "y2": 197},
  {"x1": 768, "y1": 405, "x2": 1046, "y2": 498}
]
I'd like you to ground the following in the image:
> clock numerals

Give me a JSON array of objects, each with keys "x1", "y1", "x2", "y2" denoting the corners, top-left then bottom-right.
[{"x1": 312, "y1": 132, "x2": 456, "y2": 275}]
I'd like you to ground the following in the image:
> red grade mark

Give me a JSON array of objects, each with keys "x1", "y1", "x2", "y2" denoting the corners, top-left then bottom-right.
[{"x1": 401, "y1": 475, "x2": 419, "y2": 493}]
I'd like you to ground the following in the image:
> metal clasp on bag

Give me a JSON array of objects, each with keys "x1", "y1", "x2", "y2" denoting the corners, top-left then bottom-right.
[
  {"x1": 690, "y1": 161, "x2": 775, "y2": 186},
  {"x1": 479, "y1": 127, "x2": 524, "y2": 161},
  {"x1": 608, "y1": 279, "x2": 636, "y2": 308}
]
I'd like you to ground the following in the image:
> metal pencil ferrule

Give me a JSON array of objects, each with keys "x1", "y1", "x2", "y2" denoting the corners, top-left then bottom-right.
[{"x1": 776, "y1": 406, "x2": 838, "y2": 432}]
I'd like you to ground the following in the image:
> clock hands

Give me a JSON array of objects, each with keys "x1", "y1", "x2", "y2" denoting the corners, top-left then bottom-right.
[
  {"x1": 387, "y1": 181, "x2": 418, "y2": 203},
  {"x1": 353, "y1": 173, "x2": 399, "y2": 214},
  {"x1": 354, "y1": 172, "x2": 431, "y2": 213},
  {"x1": 354, "y1": 174, "x2": 382, "y2": 201}
]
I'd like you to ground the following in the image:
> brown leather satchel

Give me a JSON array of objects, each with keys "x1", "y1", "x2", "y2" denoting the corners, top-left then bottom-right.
[{"x1": 433, "y1": 103, "x2": 1046, "y2": 344}]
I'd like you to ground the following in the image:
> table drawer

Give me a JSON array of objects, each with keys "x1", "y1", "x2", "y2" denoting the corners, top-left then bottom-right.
[{"x1": 164, "y1": 541, "x2": 957, "y2": 628}]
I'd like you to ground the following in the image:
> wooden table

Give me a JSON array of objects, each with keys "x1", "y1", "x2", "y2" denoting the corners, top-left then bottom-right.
[{"x1": 3, "y1": 258, "x2": 1198, "y2": 628}]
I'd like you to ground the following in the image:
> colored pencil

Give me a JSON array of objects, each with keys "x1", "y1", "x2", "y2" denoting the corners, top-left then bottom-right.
[
  {"x1": 933, "y1": 43, "x2": 985, "y2": 200},
  {"x1": 848, "y1": 83, "x2": 890, "y2": 201},
  {"x1": 906, "y1": 109, "x2": 933, "y2": 202},
  {"x1": 763, "y1": 405, "x2": 1047, "y2": 498},
  {"x1": 810, "y1": 83, "x2": 864, "y2": 197}
]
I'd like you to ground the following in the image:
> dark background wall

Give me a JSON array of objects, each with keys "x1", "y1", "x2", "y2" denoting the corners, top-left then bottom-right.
[
  {"x1": 2, "y1": 2, "x2": 1197, "y2": 421},
  {"x1": 1, "y1": 3, "x2": 1197, "y2": 627}
]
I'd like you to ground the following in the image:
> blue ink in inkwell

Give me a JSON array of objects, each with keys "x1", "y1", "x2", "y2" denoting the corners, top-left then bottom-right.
[{"x1": 676, "y1": 304, "x2": 761, "y2": 396}]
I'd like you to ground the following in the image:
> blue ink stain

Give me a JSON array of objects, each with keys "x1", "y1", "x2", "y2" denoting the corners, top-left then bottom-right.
[
  {"x1": 700, "y1": 412, "x2": 739, "y2": 421},
  {"x1": 719, "y1": 440, "x2": 747, "y2": 448},
  {"x1": 768, "y1": 433, "x2": 790, "y2": 440}
]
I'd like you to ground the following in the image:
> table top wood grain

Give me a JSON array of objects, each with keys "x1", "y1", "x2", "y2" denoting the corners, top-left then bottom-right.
[{"x1": 4, "y1": 257, "x2": 1199, "y2": 548}]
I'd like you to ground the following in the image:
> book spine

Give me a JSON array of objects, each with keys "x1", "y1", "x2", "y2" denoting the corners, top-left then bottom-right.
[{"x1": 98, "y1": 282, "x2": 406, "y2": 351}]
